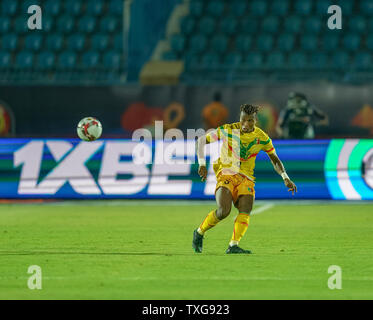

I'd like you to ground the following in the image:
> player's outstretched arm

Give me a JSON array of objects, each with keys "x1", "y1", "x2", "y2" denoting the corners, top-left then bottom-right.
[
  {"x1": 196, "y1": 135, "x2": 208, "y2": 182},
  {"x1": 268, "y1": 152, "x2": 297, "y2": 195}
]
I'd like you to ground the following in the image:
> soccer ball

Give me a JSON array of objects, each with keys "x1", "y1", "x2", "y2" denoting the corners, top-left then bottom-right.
[{"x1": 77, "y1": 117, "x2": 102, "y2": 141}]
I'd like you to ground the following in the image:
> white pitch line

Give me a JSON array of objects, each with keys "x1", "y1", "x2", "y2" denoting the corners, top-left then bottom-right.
[{"x1": 231, "y1": 203, "x2": 274, "y2": 221}]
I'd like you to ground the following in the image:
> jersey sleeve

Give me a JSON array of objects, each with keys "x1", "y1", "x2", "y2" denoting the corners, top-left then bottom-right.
[{"x1": 261, "y1": 133, "x2": 276, "y2": 155}]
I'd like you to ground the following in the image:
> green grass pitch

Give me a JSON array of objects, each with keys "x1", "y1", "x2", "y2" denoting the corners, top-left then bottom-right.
[{"x1": 0, "y1": 200, "x2": 372, "y2": 300}]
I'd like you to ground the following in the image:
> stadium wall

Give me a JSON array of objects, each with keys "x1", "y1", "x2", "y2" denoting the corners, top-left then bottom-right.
[{"x1": 0, "y1": 138, "x2": 372, "y2": 200}]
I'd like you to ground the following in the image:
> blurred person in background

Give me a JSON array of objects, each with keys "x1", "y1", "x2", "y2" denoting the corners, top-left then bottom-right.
[
  {"x1": 276, "y1": 92, "x2": 329, "y2": 139},
  {"x1": 202, "y1": 92, "x2": 229, "y2": 130}
]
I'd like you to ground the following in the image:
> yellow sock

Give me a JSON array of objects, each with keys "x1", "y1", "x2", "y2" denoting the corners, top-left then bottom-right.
[
  {"x1": 198, "y1": 210, "x2": 220, "y2": 234},
  {"x1": 230, "y1": 212, "x2": 250, "y2": 245}
]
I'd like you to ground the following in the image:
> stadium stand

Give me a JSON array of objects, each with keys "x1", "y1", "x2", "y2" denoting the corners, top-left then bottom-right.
[{"x1": 0, "y1": 0, "x2": 126, "y2": 84}]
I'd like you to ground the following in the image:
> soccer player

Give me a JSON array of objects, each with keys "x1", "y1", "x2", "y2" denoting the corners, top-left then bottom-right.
[{"x1": 193, "y1": 104, "x2": 297, "y2": 254}]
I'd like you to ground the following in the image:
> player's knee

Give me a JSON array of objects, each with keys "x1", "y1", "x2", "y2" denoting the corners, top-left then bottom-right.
[{"x1": 216, "y1": 205, "x2": 231, "y2": 220}]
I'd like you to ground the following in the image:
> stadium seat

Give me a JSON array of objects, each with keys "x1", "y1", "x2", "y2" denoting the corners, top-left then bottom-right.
[
  {"x1": 348, "y1": 16, "x2": 367, "y2": 33},
  {"x1": 200, "y1": 51, "x2": 220, "y2": 68},
  {"x1": 82, "y1": 51, "x2": 100, "y2": 69},
  {"x1": 342, "y1": 34, "x2": 361, "y2": 51},
  {"x1": 64, "y1": 0, "x2": 83, "y2": 16},
  {"x1": 352, "y1": 52, "x2": 372, "y2": 70},
  {"x1": 170, "y1": 34, "x2": 186, "y2": 53},
  {"x1": 189, "y1": 34, "x2": 207, "y2": 53},
  {"x1": 184, "y1": 52, "x2": 200, "y2": 70},
  {"x1": 114, "y1": 34, "x2": 123, "y2": 50},
  {"x1": 91, "y1": 34, "x2": 109, "y2": 51},
  {"x1": 198, "y1": 17, "x2": 216, "y2": 36},
  {"x1": 361, "y1": 0, "x2": 373, "y2": 15},
  {"x1": 57, "y1": 51, "x2": 77, "y2": 69},
  {"x1": 288, "y1": 52, "x2": 308, "y2": 69},
  {"x1": 100, "y1": 17, "x2": 119, "y2": 33},
  {"x1": 366, "y1": 35, "x2": 373, "y2": 50},
  {"x1": 300, "y1": 34, "x2": 319, "y2": 51},
  {"x1": 210, "y1": 34, "x2": 228, "y2": 53},
  {"x1": 0, "y1": 52, "x2": 11, "y2": 69},
  {"x1": 250, "y1": 0, "x2": 268, "y2": 16},
  {"x1": 283, "y1": 16, "x2": 302, "y2": 33},
  {"x1": 180, "y1": 16, "x2": 195, "y2": 35},
  {"x1": 189, "y1": 1, "x2": 204, "y2": 17},
  {"x1": 331, "y1": 51, "x2": 350, "y2": 69},
  {"x1": 78, "y1": 16, "x2": 96, "y2": 33},
  {"x1": 14, "y1": 17, "x2": 29, "y2": 33},
  {"x1": 44, "y1": 0, "x2": 61, "y2": 16},
  {"x1": 243, "y1": 52, "x2": 263, "y2": 69},
  {"x1": 271, "y1": 0, "x2": 289, "y2": 16},
  {"x1": 0, "y1": 17, "x2": 11, "y2": 34},
  {"x1": 321, "y1": 33, "x2": 340, "y2": 52},
  {"x1": 338, "y1": 0, "x2": 354, "y2": 15},
  {"x1": 46, "y1": 34, "x2": 64, "y2": 52},
  {"x1": 219, "y1": 16, "x2": 237, "y2": 35},
  {"x1": 15, "y1": 51, "x2": 34, "y2": 69},
  {"x1": 2, "y1": 34, "x2": 18, "y2": 51},
  {"x1": 37, "y1": 52, "x2": 56, "y2": 70},
  {"x1": 315, "y1": 0, "x2": 332, "y2": 15},
  {"x1": 277, "y1": 34, "x2": 295, "y2": 52},
  {"x1": 294, "y1": 0, "x2": 313, "y2": 15},
  {"x1": 109, "y1": 0, "x2": 124, "y2": 15},
  {"x1": 304, "y1": 16, "x2": 322, "y2": 34},
  {"x1": 256, "y1": 34, "x2": 274, "y2": 52},
  {"x1": 265, "y1": 51, "x2": 286, "y2": 69},
  {"x1": 57, "y1": 15, "x2": 75, "y2": 33},
  {"x1": 87, "y1": 0, "x2": 105, "y2": 16},
  {"x1": 162, "y1": 51, "x2": 178, "y2": 61},
  {"x1": 43, "y1": 16, "x2": 54, "y2": 33},
  {"x1": 230, "y1": 0, "x2": 248, "y2": 17},
  {"x1": 206, "y1": 1, "x2": 225, "y2": 18},
  {"x1": 261, "y1": 17, "x2": 279, "y2": 33},
  {"x1": 2, "y1": 0, "x2": 18, "y2": 15},
  {"x1": 234, "y1": 35, "x2": 253, "y2": 53},
  {"x1": 308, "y1": 52, "x2": 328, "y2": 70},
  {"x1": 67, "y1": 34, "x2": 86, "y2": 52},
  {"x1": 103, "y1": 51, "x2": 121, "y2": 69},
  {"x1": 25, "y1": 34, "x2": 43, "y2": 52},
  {"x1": 223, "y1": 52, "x2": 242, "y2": 68},
  {"x1": 240, "y1": 19, "x2": 259, "y2": 34},
  {"x1": 21, "y1": 0, "x2": 39, "y2": 13}
]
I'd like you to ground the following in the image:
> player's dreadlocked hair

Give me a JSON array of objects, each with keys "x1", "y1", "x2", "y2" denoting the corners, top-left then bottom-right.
[{"x1": 240, "y1": 104, "x2": 260, "y2": 115}]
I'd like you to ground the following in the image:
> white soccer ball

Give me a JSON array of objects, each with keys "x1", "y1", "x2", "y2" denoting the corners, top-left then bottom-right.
[{"x1": 77, "y1": 117, "x2": 102, "y2": 141}]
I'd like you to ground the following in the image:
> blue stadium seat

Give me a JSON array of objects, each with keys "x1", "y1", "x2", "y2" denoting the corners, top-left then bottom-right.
[
  {"x1": 219, "y1": 16, "x2": 237, "y2": 35},
  {"x1": 91, "y1": 34, "x2": 109, "y2": 52},
  {"x1": 64, "y1": 0, "x2": 83, "y2": 16},
  {"x1": 78, "y1": 16, "x2": 96, "y2": 33},
  {"x1": 361, "y1": 0, "x2": 373, "y2": 15},
  {"x1": 57, "y1": 15, "x2": 75, "y2": 33},
  {"x1": 223, "y1": 52, "x2": 242, "y2": 68},
  {"x1": 22, "y1": 0, "x2": 40, "y2": 13},
  {"x1": 348, "y1": 16, "x2": 367, "y2": 33},
  {"x1": 265, "y1": 51, "x2": 285, "y2": 69},
  {"x1": 87, "y1": 0, "x2": 105, "y2": 16},
  {"x1": 200, "y1": 52, "x2": 220, "y2": 68},
  {"x1": 321, "y1": 33, "x2": 340, "y2": 52},
  {"x1": 37, "y1": 52, "x2": 56, "y2": 70},
  {"x1": 2, "y1": 34, "x2": 18, "y2": 51},
  {"x1": 304, "y1": 16, "x2": 322, "y2": 34},
  {"x1": 210, "y1": 34, "x2": 228, "y2": 53},
  {"x1": 366, "y1": 35, "x2": 373, "y2": 50},
  {"x1": 46, "y1": 34, "x2": 64, "y2": 52},
  {"x1": 250, "y1": 0, "x2": 268, "y2": 16},
  {"x1": 207, "y1": 1, "x2": 225, "y2": 17},
  {"x1": 114, "y1": 34, "x2": 123, "y2": 50},
  {"x1": 103, "y1": 51, "x2": 121, "y2": 69},
  {"x1": 271, "y1": 0, "x2": 289, "y2": 16},
  {"x1": 82, "y1": 51, "x2": 100, "y2": 68},
  {"x1": 339, "y1": 0, "x2": 354, "y2": 15},
  {"x1": 198, "y1": 17, "x2": 216, "y2": 36},
  {"x1": 180, "y1": 16, "x2": 195, "y2": 35},
  {"x1": 57, "y1": 51, "x2": 77, "y2": 69},
  {"x1": 230, "y1": 0, "x2": 248, "y2": 17},
  {"x1": 368, "y1": 20, "x2": 373, "y2": 33},
  {"x1": 261, "y1": 17, "x2": 279, "y2": 33},
  {"x1": 100, "y1": 17, "x2": 119, "y2": 33},
  {"x1": 277, "y1": 34, "x2": 295, "y2": 52},
  {"x1": 256, "y1": 34, "x2": 274, "y2": 52},
  {"x1": 14, "y1": 17, "x2": 29, "y2": 33},
  {"x1": 234, "y1": 35, "x2": 253, "y2": 53},
  {"x1": 0, "y1": 52, "x2": 11, "y2": 69},
  {"x1": 43, "y1": 16, "x2": 54, "y2": 33},
  {"x1": 294, "y1": 0, "x2": 313, "y2": 15},
  {"x1": 342, "y1": 34, "x2": 361, "y2": 51},
  {"x1": 316, "y1": 0, "x2": 332, "y2": 15},
  {"x1": 15, "y1": 51, "x2": 34, "y2": 69},
  {"x1": 288, "y1": 52, "x2": 307, "y2": 69},
  {"x1": 170, "y1": 34, "x2": 186, "y2": 53},
  {"x1": 190, "y1": 1, "x2": 204, "y2": 17},
  {"x1": 300, "y1": 34, "x2": 319, "y2": 51},
  {"x1": 25, "y1": 34, "x2": 43, "y2": 52},
  {"x1": 352, "y1": 52, "x2": 372, "y2": 70},
  {"x1": 331, "y1": 51, "x2": 350, "y2": 69},
  {"x1": 2, "y1": 0, "x2": 18, "y2": 15},
  {"x1": 283, "y1": 16, "x2": 302, "y2": 33},
  {"x1": 308, "y1": 53, "x2": 328, "y2": 70},
  {"x1": 67, "y1": 34, "x2": 86, "y2": 52},
  {"x1": 240, "y1": 19, "x2": 259, "y2": 34},
  {"x1": 243, "y1": 52, "x2": 263, "y2": 69},
  {"x1": 0, "y1": 17, "x2": 11, "y2": 33},
  {"x1": 189, "y1": 34, "x2": 207, "y2": 53},
  {"x1": 109, "y1": 0, "x2": 124, "y2": 15},
  {"x1": 44, "y1": 0, "x2": 61, "y2": 16},
  {"x1": 184, "y1": 52, "x2": 200, "y2": 70}
]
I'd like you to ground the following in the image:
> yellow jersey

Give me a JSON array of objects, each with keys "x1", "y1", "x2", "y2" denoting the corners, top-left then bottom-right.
[{"x1": 206, "y1": 123, "x2": 276, "y2": 181}]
